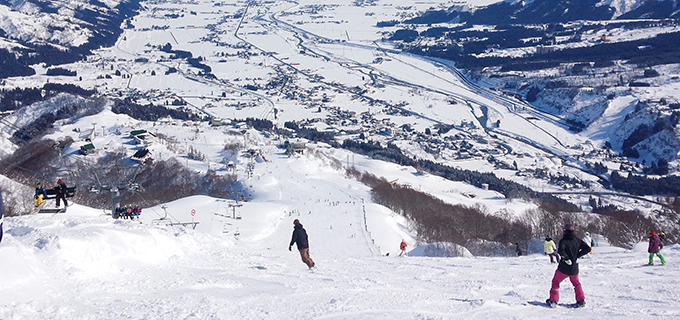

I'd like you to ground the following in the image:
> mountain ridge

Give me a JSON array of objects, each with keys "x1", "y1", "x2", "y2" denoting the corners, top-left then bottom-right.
[
  {"x1": 408, "y1": 0, "x2": 679, "y2": 25},
  {"x1": 0, "y1": 0, "x2": 140, "y2": 78}
]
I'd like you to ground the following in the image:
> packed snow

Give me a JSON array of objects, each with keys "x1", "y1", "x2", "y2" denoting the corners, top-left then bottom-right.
[{"x1": 1, "y1": 145, "x2": 679, "y2": 319}]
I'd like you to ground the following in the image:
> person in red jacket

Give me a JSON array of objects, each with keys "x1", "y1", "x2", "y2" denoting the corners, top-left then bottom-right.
[
  {"x1": 399, "y1": 240, "x2": 407, "y2": 256},
  {"x1": 648, "y1": 231, "x2": 666, "y2": 266}
]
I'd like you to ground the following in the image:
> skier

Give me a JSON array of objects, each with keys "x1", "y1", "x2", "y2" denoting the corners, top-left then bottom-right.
[
  {"x1": 515, "y1": 242, "x2": 523, "y2": 256},
  {"x1": 544, "y1": 237, "x2": 559, "y2": 263},
  {"x1": 648, "y1": 231, "x2": 666, "y2": 266},
  {"x1": 288, "y1": 219, "x2": 316, "y2": 269},
  {"x1": 399, "y1": 239, "x2": 408, "y2": 256},
  {"x1": 55, "y1": 179, "x2": 68, "y2": 208},
  {"x1": 582, "y1": 232, "x2": 594, "y2": 254},
  {"x1": 546, "y1": 224, "x2": 590, "y2": 308},
  {"x1": 34, "y1": 182, "x2": 47, "y2": 207}
]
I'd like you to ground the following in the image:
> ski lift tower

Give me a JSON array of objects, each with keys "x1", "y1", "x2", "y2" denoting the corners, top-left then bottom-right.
[{"x1": 228, "y1": 201, "x2": 243, "y2": 219}]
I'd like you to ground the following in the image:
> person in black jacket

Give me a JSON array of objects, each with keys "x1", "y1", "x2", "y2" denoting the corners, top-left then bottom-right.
[
  {"x1": 546, "y1": 224, "x2": 591, "y2": 308},
  {"x1": 288, "y1": 219, "x2": 315, "y2": 269},
  {"x1": 55, "y1": 179, "x2": 68, "y2": 208}
]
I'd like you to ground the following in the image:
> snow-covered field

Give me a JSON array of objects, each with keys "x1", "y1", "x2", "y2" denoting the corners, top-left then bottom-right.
[
  {"x1": 1, "y1": 0, "x2": 623, "y2": 209},
  {"x1": 1, "y1": 0, "x2": 680, "y2": 318},
  {"x1": 1, "y1": 167, "x2": 678, "y2": 319},
  {"x1": 1, "y1": 104, "x2": 677, "y2": 318}
]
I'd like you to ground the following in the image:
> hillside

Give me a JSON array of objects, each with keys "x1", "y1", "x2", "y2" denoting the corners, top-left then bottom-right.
[
  {"x1": 1, "y1": 187, "x2": 679, "y2": 319},
  {"x1": 0, "y1": 0, "x2": 140, "y2": 78},
  {"x1": 0, "y1": 0, "x2": 676, "y2": 241},
  {"x1": 383, "y1": 0, "x2": 680, "y2": 172}
]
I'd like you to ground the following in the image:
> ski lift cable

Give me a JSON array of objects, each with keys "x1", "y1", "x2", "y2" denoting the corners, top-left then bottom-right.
[{"x1": 134, "y1": 192, "x2": 181, "y2": 223}]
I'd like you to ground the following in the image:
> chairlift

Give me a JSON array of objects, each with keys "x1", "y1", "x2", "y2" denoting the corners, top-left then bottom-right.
[
  {"x1": 152, "y1": 205, "x2": 200, "y2": 229},
  {"x1": 127, "y1": 183, "x2": 142, "y2": 192},
  {"x1": 152, "y1": 205, "x2": 170, "y2": 225}
]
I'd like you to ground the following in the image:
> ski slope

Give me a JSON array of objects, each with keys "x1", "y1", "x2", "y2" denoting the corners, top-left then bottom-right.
[
  {"x1": 1, "y1": 148, "x2": 679, "y2": 319},
  {"x1": 1, "y1": 0, "x2": 679, "y2": 318}
]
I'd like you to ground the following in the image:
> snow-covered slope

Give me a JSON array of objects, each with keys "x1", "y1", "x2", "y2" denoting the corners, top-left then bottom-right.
[
  {"x1": 0, "y1": 0, "x2": 127, "y2": 48},
  {"x1": 1, "y1": 193, "x2": 678, "y2": 319}
]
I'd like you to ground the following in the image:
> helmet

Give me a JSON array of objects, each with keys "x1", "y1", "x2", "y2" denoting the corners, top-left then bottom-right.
[
  {"x1": 564, "y1": 224, "x2": 575, "y2": 231},
  {"x1": 585, "y1": 232, "x2": 590, "y2": 236}
]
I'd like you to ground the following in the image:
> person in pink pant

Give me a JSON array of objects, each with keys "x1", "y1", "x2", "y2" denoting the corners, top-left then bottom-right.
[{"x1": 546, "y1": 223, "x2": 591, "y2": 308}]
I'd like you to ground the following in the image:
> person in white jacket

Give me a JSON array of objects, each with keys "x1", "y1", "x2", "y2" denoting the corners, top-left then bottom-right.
[
  {"x1": 544, "y1": 237, "x2": 559, "y2": 263},
  {"x1": 582, "y1": 232, "x2": 594, "y2": 254}
]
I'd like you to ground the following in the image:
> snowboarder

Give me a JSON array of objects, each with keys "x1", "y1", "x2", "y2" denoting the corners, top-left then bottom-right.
[
  {"x1": 544, "y1": 237, "x2": 559, "y2": 263},
  {"x1": 648, "y1": 231, "x2": 666, "y2": 266},
  {"x1": 659, "y1": 231, "x2": 666, "y2": 243},
  {"x1": 582, "y1": 232, "x2": 594, "y2": 254},
  {"x1": 289, "y1": 219, "x2": 315, "y2": 269},
  {"x1": 55, "y1": 179, "x2": 68, "y2": 208},
  {"x1": 399, "y1": 239, "x2": 408, "y2": 256},
  {"x1": 546, "y1": 224, "x2": 590, "y2": 308},
  {"x1": 34, "y1": 183, "x2": 47, "y2": 207}
]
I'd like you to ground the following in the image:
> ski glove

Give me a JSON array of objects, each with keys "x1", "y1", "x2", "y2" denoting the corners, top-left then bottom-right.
[
  {"x1": 288, "y1": 246, "x2": 292, "y2": 251},
  {"x1": 563, "y1": 258, "x2": 572, "y2": 265}
]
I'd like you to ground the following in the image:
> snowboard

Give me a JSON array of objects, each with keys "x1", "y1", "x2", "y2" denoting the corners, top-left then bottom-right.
[
  {"x1": 528, "y1": 300, "x2": 584, "y2": 309},
  {"x1": 32, "y1": 202, "x2": 46, "y2": 214}
]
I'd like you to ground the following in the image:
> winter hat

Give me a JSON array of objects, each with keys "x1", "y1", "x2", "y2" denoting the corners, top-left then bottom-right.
[
  {"x1": 293, "y1": 219, "x2": 300, "y2": 226},
  {"x1": 58, "y1": 179, "x2": 62, "y2": 184},
  {"x1": 564, "y1": 224, "x2": 575, "y2": 231},
  {"x1": 585, "y1": 232, "x2": 590, "y2": 236},
  {"x1": 651, "y1": 231, "x2": 657, "y2": 236}
]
